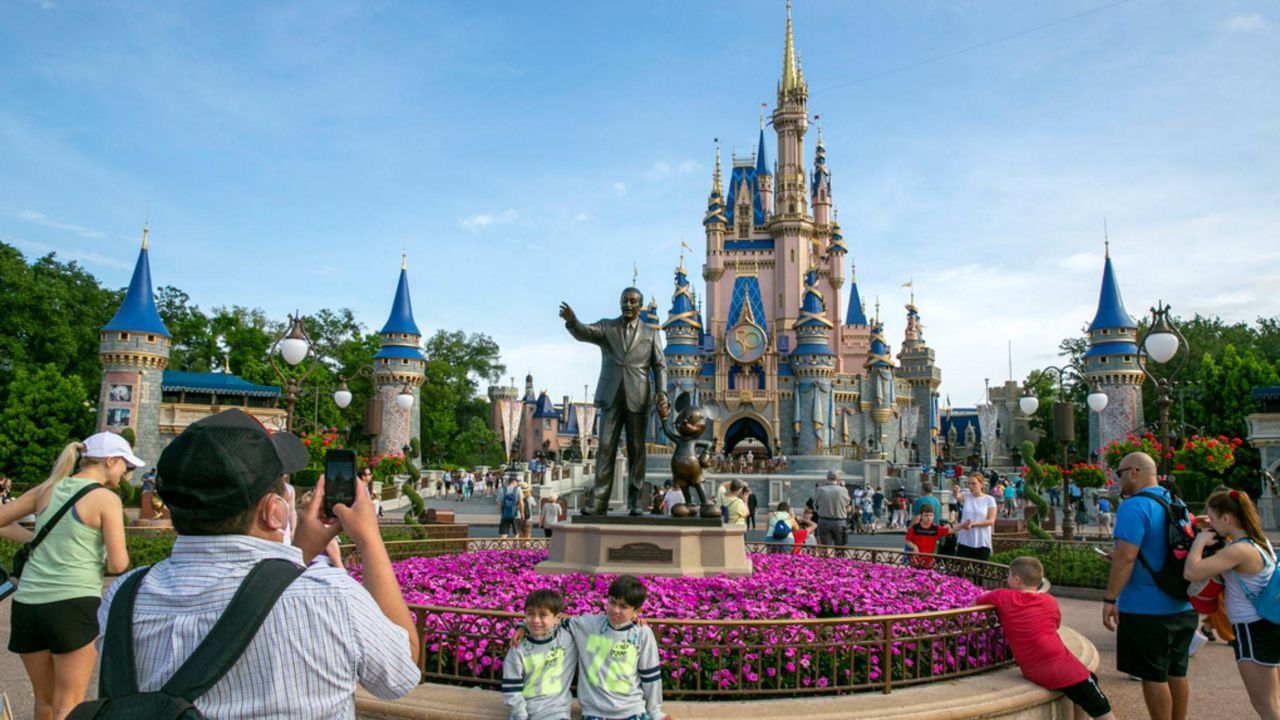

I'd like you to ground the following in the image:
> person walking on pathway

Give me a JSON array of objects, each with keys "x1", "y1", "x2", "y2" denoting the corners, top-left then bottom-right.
[
  {"x1": 952, "y1": 474, "x2": 998, "y2": 562},
  {"x1": 744, "y1": 487, "x2": 758, "y2": 530},
  {"x1": 764, "y1": 502, "x2": 797, "y2": 554},
  {"x1": 1103, "y1": 451, "x2": 1196, "y2": 720},
  {"x1": 1184, "y1": 489, "x2": 1280, "y2": 719},
  {"x1": 1, "y1": 434, "x2": 138, "y2": 720},
  {"x1": 540, "y1": 493, "x2": 564, "y2": 538}
]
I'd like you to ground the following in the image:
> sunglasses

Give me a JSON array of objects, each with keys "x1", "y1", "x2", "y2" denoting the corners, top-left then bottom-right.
[{"x1": 1116, "y1": 466, "x2": 1137, "y2": 477}]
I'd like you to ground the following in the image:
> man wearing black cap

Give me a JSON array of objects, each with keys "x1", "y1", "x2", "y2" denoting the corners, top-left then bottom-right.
[{"x1": 95, "y1": 409, "x2": 420, "y2": 717}]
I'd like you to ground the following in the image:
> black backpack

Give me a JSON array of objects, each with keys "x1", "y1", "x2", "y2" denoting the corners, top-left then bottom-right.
[
  {"x1": 1128, "y1": 492, "x2": 1196, "y2": 601},
  {"x1": 67, "y1": 558, "x2": 304, "y2": 719}
]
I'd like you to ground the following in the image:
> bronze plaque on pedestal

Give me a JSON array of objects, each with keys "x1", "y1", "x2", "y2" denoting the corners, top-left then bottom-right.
[{"x1": 607, "y1": 542, "x2": 674, "y2": 564}]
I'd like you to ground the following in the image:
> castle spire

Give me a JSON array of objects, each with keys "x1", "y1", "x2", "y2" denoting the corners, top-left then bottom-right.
[
  {"x1": 845, "y1": 260, "x2": 868, "y2": 325},
  {"x1": 379, "y1": 263, "x2": 421, "y2": 336},
  {"x1": 712, "y1": 139, "x2": 723, "y2": 196},
  {"x1": 780, "y1": 0, "x2": 801, "y2": 95},
  {"x1": 103, "y1": 226, "x2": 170, "y2": 337},
  {"x1": 1088, "y1": 253, "x2": 1135, "y2": 332},
  {"x1": 756, "y1": 125, "x2": 771, "y2": 177}
]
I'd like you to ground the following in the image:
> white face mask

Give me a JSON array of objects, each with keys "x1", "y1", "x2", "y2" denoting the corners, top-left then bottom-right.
[{"x1": 271, "y1": 493, "x2": 293, "y2": 545}]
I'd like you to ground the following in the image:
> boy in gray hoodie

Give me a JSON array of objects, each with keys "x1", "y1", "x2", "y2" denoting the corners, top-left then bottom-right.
[
  {"x1": 502, "y1": 589, "x2": 577, "y2": 720},
  {"x1": 566, "y1": 575, "x2": 667, "y2": 720}
]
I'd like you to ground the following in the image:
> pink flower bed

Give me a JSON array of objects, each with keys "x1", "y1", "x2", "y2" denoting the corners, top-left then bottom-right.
[{"x1": 352, "y1": 549, "x2": 1010, "y2": 696}]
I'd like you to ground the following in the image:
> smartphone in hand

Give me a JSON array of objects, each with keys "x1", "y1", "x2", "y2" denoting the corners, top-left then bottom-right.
[{"x1": 323, "y1": 449, "x2": 358, "y2": 518}]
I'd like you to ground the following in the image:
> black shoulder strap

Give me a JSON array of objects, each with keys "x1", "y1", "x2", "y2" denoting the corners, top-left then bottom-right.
[
  {"x1": 160, "y1": 558, "x2": 304, "y2": 701},
  {"x1": 29, "y1": 483, "x2": 107, "y2": 556},
  {"x1": 1126, "y1": 492, "x2": 1177, "y2": 574},
  {"x1": 99, "y1": 567, "x2": 154, "y2": 697}
]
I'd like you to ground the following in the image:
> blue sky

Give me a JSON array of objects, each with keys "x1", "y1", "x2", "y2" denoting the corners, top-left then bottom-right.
[{"x1": 2, "y1": 0, "x2": 1277, "y2": 406}]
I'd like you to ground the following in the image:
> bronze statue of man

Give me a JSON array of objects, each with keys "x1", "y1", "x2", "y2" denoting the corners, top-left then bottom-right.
[{"x1": 560, "y1": 287, "x2": 669, "y2": 515}]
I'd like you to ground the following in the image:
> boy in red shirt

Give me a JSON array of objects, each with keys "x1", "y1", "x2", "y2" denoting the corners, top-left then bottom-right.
[
  {"x1": 976, "y1": 557, "x2": 1115, "y2": 720},
  {"x1": 905, "y1": 507, "x2": 949, "y2": 568}
]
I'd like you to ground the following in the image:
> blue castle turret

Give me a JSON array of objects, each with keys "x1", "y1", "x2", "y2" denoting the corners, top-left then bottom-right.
[
  {"x1": 844, "y1": 263, "x2": 868, "y2": 326},
  {"x1": 790, "y1": 267, "x2": 835, "y2": 452},
  {"x1": 662, "y1": 262, "x2": 705, "y2": 423},
  {"x1": 1083, "y1": 245, "x2": 1144, "y2": 463},
  {"x1": 372, "y1": 256, "x2": 426, "y2": 455},
  {"x1": 98, "y1": 227, "x2": 172, "y2": 465}
]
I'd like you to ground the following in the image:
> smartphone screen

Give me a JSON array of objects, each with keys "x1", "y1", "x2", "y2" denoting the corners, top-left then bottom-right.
[{"x1": 323, "y1": 449, "x2": 357, "y2": 517}]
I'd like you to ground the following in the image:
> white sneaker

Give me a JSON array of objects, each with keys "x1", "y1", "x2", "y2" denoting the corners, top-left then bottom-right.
[{"x1": 1188, "y1": 630, "x2": 1208, "y2": 657}]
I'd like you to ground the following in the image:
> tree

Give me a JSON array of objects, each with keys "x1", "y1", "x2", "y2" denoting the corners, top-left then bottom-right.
[
  {"x1": 0, "y1": 364, "x2": 96, "y2": 482},
  {"x1": 419, "y1": 330, "x2": 506, "y2": 467}
]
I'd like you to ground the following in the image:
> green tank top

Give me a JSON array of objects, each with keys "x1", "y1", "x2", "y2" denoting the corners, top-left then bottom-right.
[{"x1": 14, "y1": 477, "x2": 108, "y2": 604}]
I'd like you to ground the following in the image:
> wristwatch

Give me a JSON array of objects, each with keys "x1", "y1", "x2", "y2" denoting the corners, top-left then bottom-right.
[{"x1": 1102, "y1": 597, "x2": 1117, "y2": 605}]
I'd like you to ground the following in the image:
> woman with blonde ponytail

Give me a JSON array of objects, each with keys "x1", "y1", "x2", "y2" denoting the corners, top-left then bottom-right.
[
  {"x1": 1185, "y1": 489, "x2": 1280, "y2": 719},
  {"x1": 0, "y1": 433, "x2": 140, "y2": 720}
]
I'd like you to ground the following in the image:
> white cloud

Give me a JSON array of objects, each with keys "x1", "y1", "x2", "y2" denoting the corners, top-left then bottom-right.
[
  {"x1": 574, "y1": 213, "x2": 589, "y2": 222},
  {"x1": 458, "y1": 208, "x2": 518, "y2": 233},
  {"x1": 611, "y1": 182, "x2": 628, "y2": 196},
  {"x1": 8, "y1": 208, "x2": 106, "y2": 238},
  {"x1": 1055, "y1": 252, "x2": 1101, "y2": 273},
  {"x1": 642, "y1": 159, "x2": 699, "y2": 181},
  {"x1": 677, "y1": 159, "x2": 699, "y2": 174},
  {"x1": 6, "y1": 235, "x2": 131, "y2": 270},
  {"x1": 1222, "y1": 13, "x2": 1269, "y2": 33}
]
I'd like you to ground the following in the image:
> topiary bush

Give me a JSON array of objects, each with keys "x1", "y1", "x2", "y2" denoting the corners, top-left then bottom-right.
[{"x1": 1020, "y1": 441, "x2": 1054, "y2": 540}]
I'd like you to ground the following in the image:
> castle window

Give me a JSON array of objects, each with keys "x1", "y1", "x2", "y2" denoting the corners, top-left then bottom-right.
[
  {"x1": 790, "y1": 249, "x2": 795, "y2": 263},
  {"x1": 119, "y1": 333, "x2": 129, "y2": 341},
  {"x1": 401, "y1": 359, "x2": 408, "y2": 365},
  {"x1": 146, "y1": 335, "x2": 155, "y2": 343},
  {"x1": 1101, "y1": 329, "x2": 1110, "y2": 335},
  {"x1": 1124, "y1": 356, "x2": 1132, "y2": 363}
]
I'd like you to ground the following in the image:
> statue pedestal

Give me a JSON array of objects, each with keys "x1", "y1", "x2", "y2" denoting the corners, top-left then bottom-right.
[{"x1": 536, "y1": 517, "x2": 752, "y2": 577}]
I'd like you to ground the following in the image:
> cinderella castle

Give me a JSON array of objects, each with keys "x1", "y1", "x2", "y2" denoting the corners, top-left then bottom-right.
[{"x1": 490, "y1": 3, "x2": 944, "y2": 475}]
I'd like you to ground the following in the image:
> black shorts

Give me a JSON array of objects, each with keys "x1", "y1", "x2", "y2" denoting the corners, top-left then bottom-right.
[
  {"x1": 498, "y1": 517, "x2": 519, "y2": 535},
  {"x1": 1116, "y1": 611, "x2": 1197, "y2": 682},
  {"x1": 1233, "y1": 618, "x2": 1280, "y2": 666},
  {"x1": 8, "y1": 596, "x2": 101, "y2": 654},
  {"x1": 1059, "y1": 673, "x2": 1111, "y2": 718}
]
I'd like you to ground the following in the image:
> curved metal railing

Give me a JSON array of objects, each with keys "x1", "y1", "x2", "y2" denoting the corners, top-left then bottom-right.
[{"x1": 342, "y1": 538, "x2": 1014, "y2": 697}]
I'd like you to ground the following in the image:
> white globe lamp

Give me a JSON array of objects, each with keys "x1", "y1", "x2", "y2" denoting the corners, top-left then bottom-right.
[{"x1": 1019, "y1": 395, "x2": 1040, "y2": 416}]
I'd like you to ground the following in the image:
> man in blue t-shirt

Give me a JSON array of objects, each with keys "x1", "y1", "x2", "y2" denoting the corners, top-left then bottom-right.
[{"x1": 1103, "y1": 452, "x2": 1195, "y2": 720}]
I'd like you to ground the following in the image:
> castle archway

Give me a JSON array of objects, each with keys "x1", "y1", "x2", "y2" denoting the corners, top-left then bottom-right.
[{"x1": 720, "y1": 414, "x2": 772, "y2": 458}]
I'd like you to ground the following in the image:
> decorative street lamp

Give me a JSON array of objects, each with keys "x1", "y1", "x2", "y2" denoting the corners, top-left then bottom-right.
[
  {"x1": 1018, "y1": 365, "x2": 1109, "y2": 542},
  {"x1": 269, "y1": 313, "x2": 320, "y2": 433},
  {"x1": 395, "y1": 382, "x2": 416, "y2": 410},
  {"x1": 1136, "y1": 301, "x2": 1190, "y2": 476},
  {"x1": 333, "y1": 366, "x2": 375, "y2": 409}
]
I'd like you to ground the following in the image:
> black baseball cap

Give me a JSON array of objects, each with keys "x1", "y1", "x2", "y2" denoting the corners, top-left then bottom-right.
[{"x1": 157, "y1": 408, "x2": 309, "y2": 521}]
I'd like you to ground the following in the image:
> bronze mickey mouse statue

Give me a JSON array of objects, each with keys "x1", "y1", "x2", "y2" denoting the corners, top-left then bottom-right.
[{"x1": 661, "y1": 406, "x2": 720, "y2": 519}]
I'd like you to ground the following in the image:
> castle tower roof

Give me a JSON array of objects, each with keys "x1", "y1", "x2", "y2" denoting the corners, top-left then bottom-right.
[
  {"x1": 796, "y1": 268, "x2": 833, "y2": 330},
  {"x1": 379, "y1": 258, "x2": 422, "y2": 336},
  {"x1": 844, "y1": 262, "x2": 868, "y2": 325},
  {"x1": 1088, "y1": 251, "x2": 1136, "y2": 332},
  {"x1": 756, "y1": 126, "x2": 771, "y2": 177},
  {"x1": 663, "y1": 265, "x2": 702, "y2": 330},
  {"x1": 103, "y1": 227, "x2": 171, "y2": 337},
  {"x1": 865, "y1": 319, "x2": 894, "y2": 369},
  {"x1": 641, "y1": 296, "x2": 661, "y2": 329},
  {"x1": 779, "y1": 0, "x2": 806, "y2": 98}
]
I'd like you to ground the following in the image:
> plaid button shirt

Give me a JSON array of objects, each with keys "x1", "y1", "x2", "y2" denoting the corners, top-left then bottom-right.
[{"x1": 98, "y1": 535, "x2": 419, "y2": 719}]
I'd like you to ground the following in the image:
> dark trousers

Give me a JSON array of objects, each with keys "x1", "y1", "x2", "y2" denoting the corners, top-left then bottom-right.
[
  {"x1": 955, "y1": 543, "x2": 992, "y2": 562},
  {"x1": 589, "y1": 387, "x2": 648, "y2": 510}
]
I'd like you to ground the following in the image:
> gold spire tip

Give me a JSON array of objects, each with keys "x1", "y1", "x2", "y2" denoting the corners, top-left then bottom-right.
[
  {"x1": 140, "y1": 224, "x2": 149, "y2": 250},
  {"x1": 401, "y1": 252, "x2": 407, "y2": 270}
]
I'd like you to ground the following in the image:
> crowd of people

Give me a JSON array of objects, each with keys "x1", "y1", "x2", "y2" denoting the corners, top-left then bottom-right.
[{"x1": 4, "y1": 418, "x2": 1279, "y2": 719}]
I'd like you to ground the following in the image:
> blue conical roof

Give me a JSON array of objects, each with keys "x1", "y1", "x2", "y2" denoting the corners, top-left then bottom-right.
[
  {"x1": 756, "y1": 128, "x2": 771, "y2": 177},
  {"x1": 641, "y1": 298, "x2": 661, "y2": 329},
  {"x1": 866, "y1": 321, "x2": 894, "y2": 368},
  {"x1": 380, "y1": 267, "x2": 421, "y2": 336},
  {"x1": 1088, "y1": 255, "x2": 1136, "y2": 331},
  {"x1": 663, "y1": 266, "x2": 701, "y2": 329},
  {"x1": 845, "y1": 272, "x2": 868, "y2": 326},
  {"x1": 795, "y1": 268, "x2": 832, "y2": 328},
  {"x1": 103, "y1": 244, "x2": 170, "y2": 337}
]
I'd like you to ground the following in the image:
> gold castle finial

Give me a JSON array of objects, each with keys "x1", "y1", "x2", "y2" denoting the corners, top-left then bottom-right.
[
  {"x1": 781, "y1": 0, "x2": 801, "y2": 94},
  {"x1": 401, "y1": 252, "x2": 407, "y2": 270},
  {"x1": 140, "y1": 223, "x2": 149, "y2": 250}
]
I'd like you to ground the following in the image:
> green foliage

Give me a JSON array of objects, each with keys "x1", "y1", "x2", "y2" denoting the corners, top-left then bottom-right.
[
  {"x1": 291, "y1": 468, "x2": 321, "y2": 488},
  {"x1": 116, "y1": 481, "x2": 140, "y2": 508},
  {"x1": 118, "y1": 427, "x2": 136, "y2": 447},
  {"x1": 1175, "y1": 435, "x2": 1240, "y2": 476},
  {"x1": 419, "y1": 330, "x2": 506, "y2": 468},
  {"x1": 1019, "y1": 443, "x2": 1054, "y2": 539},
  {"x1": 404, "y1": 483, "x2": 425, "y2": 520},
  {"x1": 0, "y1": 364, "x2": 96, "y2": 482},
  {"x1": 1, "y1": 530, "x2": 176, "y2": 574},
  {"x1": 992, "y1": 544, "x2": 1110, "y2": 589},
  {"x1": 409, "y1": 437, "x2": 421, "y2": 459},
  {"x1": 1103, "y1": 433, "x2": 1166, "y2": 469},
  {"x1": 1171, "y1": 470, "x2": 1218, "y2": 503}
]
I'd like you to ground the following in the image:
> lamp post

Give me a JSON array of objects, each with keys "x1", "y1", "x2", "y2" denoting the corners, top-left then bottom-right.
[
  {"x1": 269, "y1": 313, "x2": 320, "y2": 433},
  {"x1": 1018, "y1": 365, "x2": 1109, "y2": 542},
  {"x1": 1136, "y1": 301, "x2": 1190, "y2": 476},
  {"x1": 332, "y1": 366, "x2": 375, "y2": 410}
]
